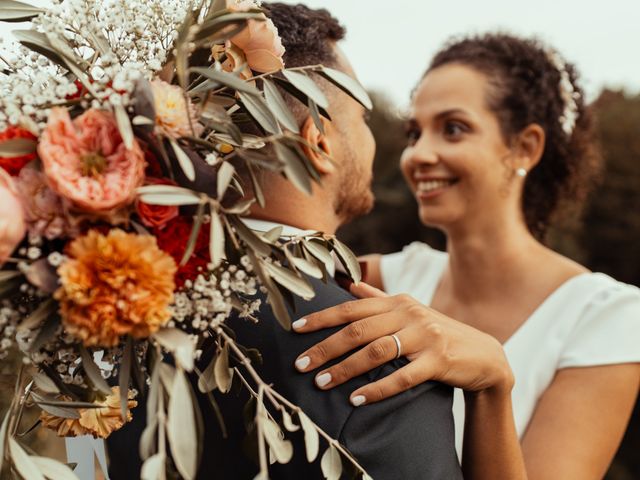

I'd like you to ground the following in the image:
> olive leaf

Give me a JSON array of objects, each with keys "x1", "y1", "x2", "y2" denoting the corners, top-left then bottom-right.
[
  {"x1": 298, "y1": 412, "x2": 319, "y2": 462},
  {"x1": 263, "y1": 78, "x2": 300, "y2": 133},
  {"x1": 115, "y1": 104, "x2": 134, "y2": 150},
  {"x1": 214, "y1": 342, "x2": 233, "y2": 394},
  {"x1": 281, "y1": 409, "x2": 299, "y2": 433},
  {"x1": 197, "y1": 353, "x2": 218, "y2": 394},
  {"x1": 137, "y1": 184, "x2": 202, "y2": 206},
  {"x1": 0, "y1": 409, "x2": 10, "y2": 473},
  {"x1": 190, "y1": 67, "x2": 259, "y2": 95},
  {"x1": 170, "y1": 139, "x2": 196, "y2": 182},
  {"x1": 260, "y1": 413, "x2": 293, "y2": 464},
  {"x1": 320, "y1": 445, "x2": 342, "y2": 480},
  {"x1": 231, "y1": 216, "x2": 271, "y2": 257},
  {"x1": 290, "y1": 257, "x2": 323, "y2": 279},
  {"x1": 181, "y1": 201, "x2": 207, "y2": 266},
  {"x1": 271, "y1": 77, "x2": 331, "y2": 120},
  {"x1": 167, "y1": 368, "x2": 198, "y2": 480},
  {"x1": 0, "y1": 137, "x2": 37, "y2": 156},
  {"x1": 262, "y1": 226, "x2": 283, "y2": 244},
  {"x1": 32, "y1": 372, "x2": 60, "y2": 394},
  {"x1": 28, "y1": 314, "x2": 61, "y2": 353},
  {"x1": 119, "y1": 336, "x2": 133, "y2": 420},
  {"x1": 31, "y1": 456, "x2": 79, "y2": 480},
  {"x1": 79, "y1": 346, "x2": 112, "y2": 395},
  {"x1": 0, "y1": 270, "x2": 21, "y2": 282},
  {"x1": 274, "y1": 142, "x2": 312, "y2": 195},
  {"x1": 318, "y1": 67, "x2": 373, "y2": 110},
  {"x1": 8, "y1": 437, "x2": 45, "y2": 480},
  {"x1": 217, "y1": 161, "x2": 235, "y2": 199},
  {"x1": 262, "y1": 261, "x2": 315, "y2": 301},
  {"x1": 307, "y1": 98, "x2": 325, "y2": 135},
  {"x1": 194, "y1": 12, "x2": 262, "y2": 42},
  {"x1": 282, "y1": 70, "x2": 328, "y2": 109},
  {"x1": 209, "y1": 209, "x2": 226, "y2": 269},
  {"x1": 303, "y1": 239, "x2": 335, "y2": 273},
  {"x1": 248, "y1": 252, "x2": 291, "y2": 330},
  {"x1": 153, "y1": 328, "x2": 195, "y2": 372},
  {"x1": 18, "y1": 298, "x2": 55, "y2": 332},
  {"x1": 139, "y1": 417, "x2": 159, "y2": 461},
  {"x1": 238, "y1": 91, "x2": 281, "y2": 135},
  {"x1": 330, "y1": 238, "x2": 361, "y2": 284},
  {"x1": 0, "y1": 0, "x2": 44, "y2": 22}
]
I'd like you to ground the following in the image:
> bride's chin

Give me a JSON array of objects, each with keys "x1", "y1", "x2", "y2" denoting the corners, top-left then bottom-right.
[{"x1": 417, "y1": 206, "x2": 456, "y2": 229}]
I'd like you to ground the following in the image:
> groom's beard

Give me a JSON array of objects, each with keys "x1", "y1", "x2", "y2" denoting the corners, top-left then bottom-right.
[{"x1": 333, "y1": 149, "x2": 374, "y2": 225}]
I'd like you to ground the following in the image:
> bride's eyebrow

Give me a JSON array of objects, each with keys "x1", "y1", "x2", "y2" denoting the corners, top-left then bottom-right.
[{"x1": 434, "y1": 108, "x2": 469, "y2": 121}]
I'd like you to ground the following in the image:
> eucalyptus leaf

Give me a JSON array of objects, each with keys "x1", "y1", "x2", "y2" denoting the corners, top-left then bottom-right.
[
  {"x1": 238, "y1": 91, "x2": 281, "y2": 135},
  {"x1": 318, "y1": 67, "x2": 373, "y2": 110},
  {"x1": 197, "y1": 354, "x2": 218, "y2": 394},
  {"x1": 260, "y1": 414, "x2": 293, "y2": 465},
  {"x1": 190, "y1": 67, "x2": 258, "y2": 95},
  {"x1": 320, "y1": 445, "x2": 342, "y2": 480},
  {"x1": 0, "y1": 137, "x2": 36, "y2": 156},
  {"x1": 0, "y1": 0, "x2": 44, "y2": 22},
  {"x1": 79, "y1": 346, "x2": 112, "y2": 395},
  {"x1": 167, "y1": 368, "x2": 198, "y2": 480},
  {"x1": 115, "y1": 104, "x2": 134, "y2": 150},
  {"x1": 9, "y1": 438, "x2": 45, "y2": 480},
  {"x1": 0, "y1": 409, "x2": 9, "y2": 473},
  {"x1": 330, "y1": 239, "x2": 361, "y2": 284},
  {"x1": 282, "y1": 70, "x2": 328, "y2": 109},
  {"x1": 262, "y1": 261, "x2": 315, "y2": 301},
  {"x1": 263, "y1": 79, "x2": 299, "y2": 133},
  {"x1": 214, "y1": 343, "x2": 233, "y2": 394},
  {"x1": 217, "y1": 161, "x2": 235, "y2": 199},
  {"x1": 274, "y1": 142, "x2": 312, "y2": 195},
  {"x1": 290, "y1": 257, "x2": 323, "y2": 280},
  {"x1": 298, "y1": 412, "x2": 319, "y2": 462},
  {"x1": 170, "y1": 139, "x2": 196, "y2": 182},
  {"x1": 209, "y1": 210, "x2": 225, "y2": 269},
  {"x1": 28, "y1": 314, "x2": 61, "y2": 353},
  {"x1": 153, "y1": 328, "x2": 195, "y2": 372},
  {"x1": 119, "y1": 336, "x2": 133, "y2": 420},
  {"x1": 31, "y1": 456, "x2": 79, "y2": 480},
  {"x1": 140, "y1": 451, "x2": 165, "y2": 480}
]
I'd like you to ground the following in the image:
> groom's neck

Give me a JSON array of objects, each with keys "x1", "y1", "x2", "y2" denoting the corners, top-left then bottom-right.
[{"x1": 248, "y1": 181, "x2": 340, "y2": 235}]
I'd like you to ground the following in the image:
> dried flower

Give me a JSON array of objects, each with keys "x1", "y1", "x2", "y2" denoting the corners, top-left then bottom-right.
[
  {"x1": 16, "y1": 166, "x2": 77, "y2": 240},
  {"x1": 0, "y1": 169, "x2": 26, "y2": 266},
  {"x1": 0, "y1": 126, "x2": 37, "y2": 176},
  {"x1": 56, "y1": 229, "x2": 177, "y2": 347},
  {"x1": 150, "y1": 79, "x2": 203, "y2": 139},
  {"x1": 40, "y1": 387, "x2": 137, "y2": 438},
  {"x1": 227, "y1": 0, "x2": 285, "y2": 72},
  {"x1": 38, "y1": 108, "x2": 145, "y2": 213}
]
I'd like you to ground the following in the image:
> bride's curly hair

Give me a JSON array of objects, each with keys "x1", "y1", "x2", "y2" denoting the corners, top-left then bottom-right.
[{"x1": 427, "y1": 33, "x2": 603, "y2": 241}]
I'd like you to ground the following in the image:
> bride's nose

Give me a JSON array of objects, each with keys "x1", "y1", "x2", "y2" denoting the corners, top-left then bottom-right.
[{"x1": 401, "y1": 136, "x2": 439, "y2": 170}]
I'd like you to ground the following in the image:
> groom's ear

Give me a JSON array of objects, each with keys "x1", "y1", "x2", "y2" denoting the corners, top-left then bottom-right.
[{"x1": 300, "y1": 116, "x2": 336, "y2": 175}]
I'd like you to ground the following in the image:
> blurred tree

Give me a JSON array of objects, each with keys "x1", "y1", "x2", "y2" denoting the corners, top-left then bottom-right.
[{"x1": 339, "y1": 89, "x2": 640, "y2": 480}]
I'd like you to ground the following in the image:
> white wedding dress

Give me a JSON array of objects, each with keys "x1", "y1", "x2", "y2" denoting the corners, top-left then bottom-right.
[{"x1": 381, "y1": 242, "x2": 640, "y2": 457}]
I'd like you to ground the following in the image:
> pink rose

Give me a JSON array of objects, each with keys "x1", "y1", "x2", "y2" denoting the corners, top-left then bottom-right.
[
  {"x1": 135, "y1": 178, "x2": 179, "y2": 229},
  {"x1": 0, "y1": 168, "x2": 26, "y2": 266},
  {"x1": 226, "y1": 0, "x2": 286, "y2": 73},
  {"x1": 38, "y1": 108, "x2": 145, "y2": 213}
]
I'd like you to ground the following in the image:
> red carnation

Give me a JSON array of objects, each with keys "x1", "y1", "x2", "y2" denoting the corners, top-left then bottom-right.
[{"x1": 0, "y1": 126, "x2": 37, "y2": 176}]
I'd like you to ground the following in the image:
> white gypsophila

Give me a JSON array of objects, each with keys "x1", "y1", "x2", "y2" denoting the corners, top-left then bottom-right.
[
  {"x1": 547, "y1": 49, "x2": 580, "y2": 137},
  {"x1": 0, "y1": 0, "x2": 191, "y2": 130}
]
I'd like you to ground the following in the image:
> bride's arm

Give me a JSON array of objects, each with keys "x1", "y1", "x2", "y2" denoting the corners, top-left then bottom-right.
[{"x1": 357, "y1": 254, "x2": 384, "y2": 289}]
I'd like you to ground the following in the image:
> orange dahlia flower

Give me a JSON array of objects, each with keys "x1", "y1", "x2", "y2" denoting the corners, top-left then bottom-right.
[
  {"x1": 38, "y1": 108, "x2": 145, "y2": 213},
  {"x1": 56, "y1": 229, "x2": 177, "y2": 347},
  {"x1": 40, "y1": 387, "x2": 137, "y2": 438}
]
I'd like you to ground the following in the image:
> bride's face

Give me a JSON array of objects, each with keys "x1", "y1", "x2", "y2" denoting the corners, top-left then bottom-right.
[{"x1": 400, "y1": 63, "x2": 518, "y2": 234}]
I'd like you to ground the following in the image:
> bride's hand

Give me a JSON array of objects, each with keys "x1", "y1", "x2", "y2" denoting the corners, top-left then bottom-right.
[{"x1": 292, "y1": 282, "x2": 514, "y2": 406}]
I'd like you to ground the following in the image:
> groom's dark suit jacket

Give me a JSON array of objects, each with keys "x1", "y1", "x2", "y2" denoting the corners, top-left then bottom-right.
[{"x1": 107, "y1": 275, "x2": 462, "y2": 479}]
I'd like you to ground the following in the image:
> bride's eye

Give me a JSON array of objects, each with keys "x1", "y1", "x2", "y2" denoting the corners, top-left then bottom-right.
[
  {"x1": 405, "y1": 121, "x2": 421, "y2": 146},
  {"x1": 443, "y1": 120, "x2": 468, "y2": 139}
]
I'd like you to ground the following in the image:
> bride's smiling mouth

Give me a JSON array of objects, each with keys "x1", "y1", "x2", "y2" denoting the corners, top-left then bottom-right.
[{"x1": 415, "y1": 178, "x2": 459, "y2": 199}]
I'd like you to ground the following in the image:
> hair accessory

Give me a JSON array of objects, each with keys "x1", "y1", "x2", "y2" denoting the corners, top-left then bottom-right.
[
  {"x1": 516, "y1": 167, "x2": 527, "y2": 178},
  {"x1": 546, "y1": 49, "x2": 580, "y2": 137}
]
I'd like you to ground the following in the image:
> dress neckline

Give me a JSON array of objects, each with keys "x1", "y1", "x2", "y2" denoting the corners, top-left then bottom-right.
[{"x1": 423, "y1": 257, "x2": 598, "y2": 347}]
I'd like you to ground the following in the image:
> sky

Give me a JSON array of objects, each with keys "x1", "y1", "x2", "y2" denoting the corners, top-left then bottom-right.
[{"x1": 1, "y1": 0, "x2": 639, "y2": 109}]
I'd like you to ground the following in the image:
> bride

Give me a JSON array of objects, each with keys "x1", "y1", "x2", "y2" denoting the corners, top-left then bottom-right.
[{"x1": 291, "y1": 33, "x2": 640, "y2": 478}]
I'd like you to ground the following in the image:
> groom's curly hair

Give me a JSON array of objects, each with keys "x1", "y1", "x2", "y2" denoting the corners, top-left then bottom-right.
[
  {"x1": 262, "y1": 3, "x2": 346, "y2": 69},
  {"x1": 427, "y1": 34, "x2": 603, "y2": 241}
]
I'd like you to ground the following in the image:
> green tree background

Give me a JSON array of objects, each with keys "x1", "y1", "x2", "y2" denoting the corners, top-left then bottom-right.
[{"x1": 339, "y1": 90, "x2": 640, "y2": 480}]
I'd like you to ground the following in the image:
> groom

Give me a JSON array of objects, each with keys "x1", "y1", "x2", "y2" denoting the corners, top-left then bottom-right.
[{"x1": 107, "y1": 3, "x2": 461, "y2": 479}]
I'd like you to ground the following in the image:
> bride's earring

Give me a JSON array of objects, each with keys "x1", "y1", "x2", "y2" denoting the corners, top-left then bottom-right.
[{"x1": 516, "y1": 167, "x2": 527, "y2": 178}]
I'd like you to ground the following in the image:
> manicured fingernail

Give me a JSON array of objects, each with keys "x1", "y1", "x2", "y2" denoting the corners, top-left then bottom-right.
[
  {"x1": 292, "y1": 318, "x2": 307, "y2": 330},
  {"x1": 351, "y1": 395, "x2": 367, "y2": 407},
  {"x1": 295, "y1": 356, "x2": 310, "y2": 371},
  {"x1": 315, "y1": 372, "x2": 332, "y2": 388}
]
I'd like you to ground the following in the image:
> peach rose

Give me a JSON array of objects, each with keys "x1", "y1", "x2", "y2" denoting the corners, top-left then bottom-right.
[
  {"x1": 150, "y1": 79, "x2": 204, "y2": 139},
  {"x1": 0, "y1": 168, "x2": 26, "y2": 265},
  {"x1": 135, "y1": 178, "x2": 179, "y2": 229},
  {"x1": 38, "y1": 108, "x2": 145, "y2": 213},
  {"x1": 226, "y1": 0, "x2": 286, "y2": 72}
]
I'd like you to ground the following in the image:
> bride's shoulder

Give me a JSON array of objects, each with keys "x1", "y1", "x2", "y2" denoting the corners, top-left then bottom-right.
[
  {"x1": 388, "y1": 241, "x2": 447, "y2": 263},
  {"x1": 379, "y1": 242, "x2": 448, "y2": 295}
]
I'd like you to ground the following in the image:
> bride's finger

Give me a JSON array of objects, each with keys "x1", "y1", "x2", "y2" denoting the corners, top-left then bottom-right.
[
  {"x1": 348, "y1": 358, "x2": 436, "y2": 406},
  {"x1": 348, "y1": 281, "x2": 388, "y2": 299},
  {"x1": 311, "y1": 330, "x2": 413, "y2": 390},
  {"x1": 294, "y1": 313, "x2": 402, "y2": 372},
  {"x1": 292, "y1": 296, "x2": 398, "y2": 333}
]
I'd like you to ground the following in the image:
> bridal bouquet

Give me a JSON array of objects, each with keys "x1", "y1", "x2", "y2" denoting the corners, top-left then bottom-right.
[{"x1": 0, "y1": 0, "x2": 371, "y2": 478}]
